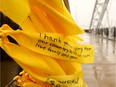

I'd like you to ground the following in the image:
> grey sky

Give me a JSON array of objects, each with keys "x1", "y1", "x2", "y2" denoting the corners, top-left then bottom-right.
[{"x1": 69, "y1": 0, "x2": 116, "y2": 29}]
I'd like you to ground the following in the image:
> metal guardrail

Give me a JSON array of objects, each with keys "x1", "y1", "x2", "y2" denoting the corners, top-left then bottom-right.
[{"x1": 87, "y1": 27, "x2": 116, "y2": 41}]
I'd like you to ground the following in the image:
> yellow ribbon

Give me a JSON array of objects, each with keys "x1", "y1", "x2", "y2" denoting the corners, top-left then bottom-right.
[
  {"x1": 0, "y1": 24, "x2": 94, "y2": 63},
  {"x1": 0, "y1": 0, "x2": 94, "y2": 86}
]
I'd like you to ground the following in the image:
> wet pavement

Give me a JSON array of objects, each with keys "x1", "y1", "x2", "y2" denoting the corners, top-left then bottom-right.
[
  {"x1": 1, "y1": 33, "x2": 116, "y2": 87},
  {"x1": 81, "y1": 33, "x2": 116, "y2": 87}
]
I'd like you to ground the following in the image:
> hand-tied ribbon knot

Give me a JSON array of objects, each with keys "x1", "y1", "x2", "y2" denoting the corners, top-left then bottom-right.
[{"x1": 0, "y1": 0, "x2": 94, "y2": 87}]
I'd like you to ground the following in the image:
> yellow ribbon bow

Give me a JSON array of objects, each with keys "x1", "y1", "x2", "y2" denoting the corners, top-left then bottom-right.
[{"x1": 0, "y1": 0, "x2": 94, "y2": 87}]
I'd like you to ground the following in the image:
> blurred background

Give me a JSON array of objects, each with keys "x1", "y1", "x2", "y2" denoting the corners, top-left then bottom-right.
[
  {"x1": 69, "y1": 0, "x2": 116, "y2": 87},
  {"x1": 0, "y1": 0, "x2": 116, "y2": 87}
]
